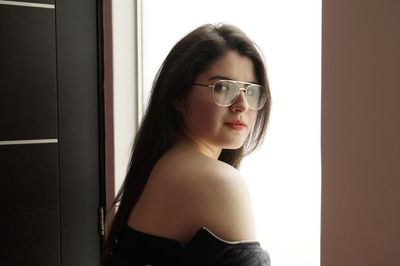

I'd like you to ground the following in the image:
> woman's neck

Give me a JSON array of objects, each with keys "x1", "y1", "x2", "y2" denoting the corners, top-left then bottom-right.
[{"x1": 175, "y1": 133, "x2": 222, "y2": 160}]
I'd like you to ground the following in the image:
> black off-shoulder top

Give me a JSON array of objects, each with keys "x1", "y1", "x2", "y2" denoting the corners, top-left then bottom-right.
[{"x1": 108, "y1": 225, "x2": 271, "y2": 266}]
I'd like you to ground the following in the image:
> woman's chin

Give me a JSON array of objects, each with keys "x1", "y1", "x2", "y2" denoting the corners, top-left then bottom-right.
[{"x1": 222, "y1": 141, "x2": 245, "y2": 150}]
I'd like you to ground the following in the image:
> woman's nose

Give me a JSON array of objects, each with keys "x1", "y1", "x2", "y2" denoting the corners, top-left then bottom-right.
[{"x1": 230, "y1": 90, "x2": 250, "y2": 112}]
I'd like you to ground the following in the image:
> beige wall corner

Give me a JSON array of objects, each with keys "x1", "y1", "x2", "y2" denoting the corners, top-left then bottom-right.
[{"x1": 321, "y1": 0, "x2": 400, "y2": 265}]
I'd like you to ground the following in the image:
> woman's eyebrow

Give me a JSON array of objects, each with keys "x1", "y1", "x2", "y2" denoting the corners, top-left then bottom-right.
[
  {"x1": 209, "y1": 75, "x2": 258, "y2": 84},
  {"x1": 208, "y1": 75, "x2": 233, "y2": 81}
]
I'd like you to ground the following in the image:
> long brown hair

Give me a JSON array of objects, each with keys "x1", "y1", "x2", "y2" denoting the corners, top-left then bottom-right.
[{"x1": 103, "y1": 23, "x2": 271, "y2": 263}]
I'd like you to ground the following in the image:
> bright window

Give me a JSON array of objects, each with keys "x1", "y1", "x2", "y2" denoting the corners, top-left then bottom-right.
[
  {"x1": 141, "y1": 1, "x2": 321, "y2": 265},
  {"x1": 112, "y1": 0, "x2": 321, "y2": 265}
]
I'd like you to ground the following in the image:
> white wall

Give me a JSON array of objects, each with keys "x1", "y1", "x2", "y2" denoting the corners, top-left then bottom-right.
[{"x1": 111, "y1": 0, "x2": 138, "y2": 194}]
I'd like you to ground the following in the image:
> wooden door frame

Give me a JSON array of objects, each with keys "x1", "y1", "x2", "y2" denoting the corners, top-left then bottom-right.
[{"x1": 56, "y1": 0, "x2": 105, "y2": 265}]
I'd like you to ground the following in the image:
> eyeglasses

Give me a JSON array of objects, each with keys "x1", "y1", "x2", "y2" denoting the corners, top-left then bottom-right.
[{"x1": 193, "y1": 80, "x2": 267, "y2": 111}]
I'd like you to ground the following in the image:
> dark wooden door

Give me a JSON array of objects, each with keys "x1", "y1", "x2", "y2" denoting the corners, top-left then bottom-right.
[{"x1": 0, "y1": 1, "x2": 104, "y2": 265}]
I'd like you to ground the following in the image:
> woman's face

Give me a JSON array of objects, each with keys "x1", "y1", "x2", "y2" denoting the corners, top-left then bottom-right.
[{"x1": 180, "y1": 50, "x2": 258, "y2": 156}]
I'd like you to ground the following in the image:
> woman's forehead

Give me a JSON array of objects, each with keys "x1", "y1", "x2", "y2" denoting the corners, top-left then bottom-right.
[{"x1": 199, "y1": 51, "x2": 256, "y2": 83}]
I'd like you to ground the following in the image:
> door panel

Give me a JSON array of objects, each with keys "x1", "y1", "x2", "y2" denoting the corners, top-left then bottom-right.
[
  {"x1": 0, "y1": 5, "x2": 57, "y2": 140},
  {"x1": 0, "y1": 143, "x2": 60, "y2": 266}
]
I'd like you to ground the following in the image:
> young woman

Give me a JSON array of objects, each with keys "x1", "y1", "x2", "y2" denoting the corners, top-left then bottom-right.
[{"x1": 104, "y1": 23, "x2": 271, "y2": 266}]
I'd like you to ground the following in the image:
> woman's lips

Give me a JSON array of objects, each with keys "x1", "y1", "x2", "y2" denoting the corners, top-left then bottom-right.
[{"x1": 224, "y1": 120, "x2": 246, "y2": 130}]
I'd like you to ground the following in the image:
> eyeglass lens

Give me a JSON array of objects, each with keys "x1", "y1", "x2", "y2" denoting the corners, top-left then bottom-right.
[{"x1": 213, "y1": 80, "x2": 266, "y2": 110}]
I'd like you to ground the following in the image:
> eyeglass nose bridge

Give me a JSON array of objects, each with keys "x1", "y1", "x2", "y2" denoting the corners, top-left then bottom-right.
[
  {"x1": 234, "y1": 81, "x2": 256, "y2": 98},
  {"x1": 234, "y1": 80, "x2": 249, "y2": 96},
  {"x1": 231, "y1": 85, "x2": 250, "y2": 108},
  {"x1": 231, "y1": 82, "x2": 263, "y2": 111},
  {"x1": 238, "y1": 87, "x2": 247, "y2": 93},
  {"x1": 234, "y1": 80, "x2": 249, "y2": 89}
]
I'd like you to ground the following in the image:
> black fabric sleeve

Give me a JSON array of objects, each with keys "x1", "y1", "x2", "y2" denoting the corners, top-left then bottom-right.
[{"x1": 183, "y1": 229, "x2": 271, "y2": 266}]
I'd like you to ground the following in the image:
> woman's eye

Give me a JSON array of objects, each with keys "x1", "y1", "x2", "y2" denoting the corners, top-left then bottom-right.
[
  {"x1": 248, "y1": 88, "x2": 260, "y2": 98},
  {"x1": 215, "y1": 85, "x2": 228, "y2": 93}
]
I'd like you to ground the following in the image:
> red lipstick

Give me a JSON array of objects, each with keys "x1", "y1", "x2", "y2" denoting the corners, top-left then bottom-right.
[{"x1": 224, "y1": 120, "x2": 246, "y2": 130}]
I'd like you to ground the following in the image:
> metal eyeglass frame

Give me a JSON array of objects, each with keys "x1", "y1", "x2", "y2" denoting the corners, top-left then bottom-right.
[{"x1": 193, "y1": 79, "x2": 266, "y2": 111}]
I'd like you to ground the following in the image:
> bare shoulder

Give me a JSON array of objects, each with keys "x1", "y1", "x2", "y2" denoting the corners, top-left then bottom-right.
[
  {"x1": 183, "y1": 157, "x2": 257, "y2": 242},
  {"x1": 129, "y1": 151, "x2": 256, "y2": 243}
]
